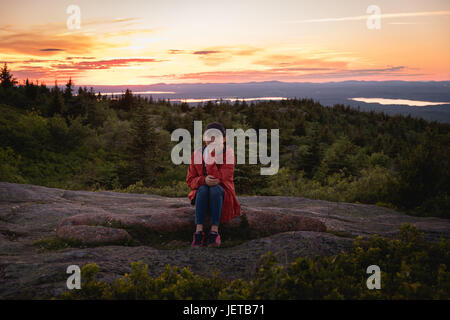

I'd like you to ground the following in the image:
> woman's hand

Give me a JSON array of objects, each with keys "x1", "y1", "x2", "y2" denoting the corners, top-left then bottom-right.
[{"x1": 205, "y1": 175, "x2": 220, "y2": 186}]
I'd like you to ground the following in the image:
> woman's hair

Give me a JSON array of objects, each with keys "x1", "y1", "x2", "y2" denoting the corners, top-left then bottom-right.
[{"x1": 205, "y1": 122, "x2": 226, "y2": 137}]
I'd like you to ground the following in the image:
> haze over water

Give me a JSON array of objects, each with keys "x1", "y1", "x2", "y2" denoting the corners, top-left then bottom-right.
[{"x1": 350, "y1": 97, "x2": 450, "y2": 107}]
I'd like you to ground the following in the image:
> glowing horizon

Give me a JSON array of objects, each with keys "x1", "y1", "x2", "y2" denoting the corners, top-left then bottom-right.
[{"x1": 1, "y1": 0, "x2": 449, "y2": 85}]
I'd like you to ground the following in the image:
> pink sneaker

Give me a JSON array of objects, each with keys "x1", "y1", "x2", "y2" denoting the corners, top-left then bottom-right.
[
  {"x1": 207, "y1": 231, "x2": 221, "y2": 247},
  {"x1": 191, "y1": 231, "x2": 205, "y2": 247}
]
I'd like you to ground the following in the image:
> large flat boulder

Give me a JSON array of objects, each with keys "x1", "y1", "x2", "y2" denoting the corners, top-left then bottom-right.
[
  {"x1": 56, "y1": 225, "x2": 131, "y2": 245},
  {"x1": 0, "y1": 182, "x2": 449, "y2": 298}
]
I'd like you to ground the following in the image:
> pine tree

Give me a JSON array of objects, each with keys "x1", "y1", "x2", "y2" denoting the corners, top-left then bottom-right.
[
  {"x1": 293, "y1": 114, "x2": 306, "y2": 136},
  {"x1": 125, "y1": 104, "x2": 163, "y2": 186},
  {"x1": 119, "y1": 89, "x2": 134, "y2": 111},
  {"x1": 297, "y1": 125, "x2": 321, "y2": 177},
  {"x1": 25, "y1": 78, "x2": 38, "y2": 101},
  {"x1": 48, "y1": 82, "x2": 65, "y2": 116},
  {"x1": 0, "y1": 63, "x2": 18, "y2": 89},
  {"x1": 64, "y1": 78, "x2": 74, "y2": 103}
]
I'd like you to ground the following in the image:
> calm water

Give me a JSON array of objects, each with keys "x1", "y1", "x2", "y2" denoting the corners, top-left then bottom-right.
[
  {"x1": 350, "y1": 97, "x2": 450, "y2": 107},
  {"x1": 101, "y1": 91, "x2": 176, "y2": 95},
  {"x1": 170, "y1": 97, "x2": 288, "y2": 103},
  {"x1": 100, "y1": 92, "x2": 450, "y2": 107},
  {"x1": 101, "y1": 93, "x2": 288, "y2": 103}
]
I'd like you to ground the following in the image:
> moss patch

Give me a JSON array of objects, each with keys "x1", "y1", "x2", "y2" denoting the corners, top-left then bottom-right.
[
  {"x1": 33, "y1": 236, "x2": 133, "y2": 251},
  {"x1": 33, "y1": 237, "x2": 74, "y2": 251},
  {"x1": 326, "y1": 230, "x2": 358, "y2": 239}
]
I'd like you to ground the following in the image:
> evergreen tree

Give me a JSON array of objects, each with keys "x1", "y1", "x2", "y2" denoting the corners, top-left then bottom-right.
[
  {"x1": 293, "y1": 115, "x2": 306, "y2": 136},
  {"x1": 119, "y1": 89, "x2": 134, "y2": 111},
  {"x1": 48, "y1": 82, "x2": 65, "y2": 116},
  {"x1": 124, "y1": 104, "x2": 163, "y2": 186},
  {"x1": 25, "y1": 78, "x2": 38, "y2": 102},
  {"x1": 0, "y1": 63, "x2": 17, "y2": 89},
  {"x1": 64, "y1": 78, "x2": 74, "y2": 103},
  {"x1": 393, "y1": 130, "x2": 450, "y2": 215},
  {"x1": 297, "y1": 125, "x2": 321, "y2": 177}
]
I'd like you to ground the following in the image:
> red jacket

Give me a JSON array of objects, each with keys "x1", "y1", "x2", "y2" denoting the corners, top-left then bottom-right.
[{"x1": 186, "y1": 146, "x2": 241, "y2": 223}]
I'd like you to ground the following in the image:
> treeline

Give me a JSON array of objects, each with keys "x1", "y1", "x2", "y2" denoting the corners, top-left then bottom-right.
[{"x1": 0, "y1": 64, "x2": 449, "y2": 218}]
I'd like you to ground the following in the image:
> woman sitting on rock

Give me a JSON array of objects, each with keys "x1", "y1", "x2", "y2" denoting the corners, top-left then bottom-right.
[{"x1": 186, "y1": 122, "x2": 241, "y2": 247}]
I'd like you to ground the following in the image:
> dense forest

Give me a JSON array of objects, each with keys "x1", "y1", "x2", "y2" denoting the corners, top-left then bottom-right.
[{"x1": 0, "y1": 64, "x2": 449, "y2": 218}]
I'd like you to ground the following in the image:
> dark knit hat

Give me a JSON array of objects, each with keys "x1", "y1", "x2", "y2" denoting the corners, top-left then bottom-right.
[{"x1": 205, "y1": 122, "x2": 226, "y2": 137}]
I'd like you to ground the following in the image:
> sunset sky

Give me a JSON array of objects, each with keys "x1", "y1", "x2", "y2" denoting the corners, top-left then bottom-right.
[{"x1": 1, "y1": 0, "x2": 449, "y2": 85}]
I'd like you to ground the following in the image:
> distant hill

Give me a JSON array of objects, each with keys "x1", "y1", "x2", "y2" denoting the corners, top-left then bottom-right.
[{"x1": 82, "y1": 80, "x2": 450, "y2": 122}]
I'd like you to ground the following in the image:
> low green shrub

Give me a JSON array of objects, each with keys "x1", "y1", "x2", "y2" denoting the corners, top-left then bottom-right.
[
  {"x1": 0, "y1": 146, "x2": 26, "y2": 183},
  {"x1": 60, "y1": 224, "x2": 449, "y2": 300},
  {"x1": 113, "y1": 180, "x2": 190, "y2": 197},
  {"x1": 262, "y1": 166, "x2": 396, "y2": 206}
]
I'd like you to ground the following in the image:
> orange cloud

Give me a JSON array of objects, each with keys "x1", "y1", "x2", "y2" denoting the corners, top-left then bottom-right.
[
  {"x1": 152, "y1": 65, "x2": 415, "y2": 83},
  {"x1": 253, "y1": 54, "x2": 348, "y2": 69},
  {"x1": 190, "y1": 46, "x2": 262, "y2": 66},
  {"x1": 12, "y1": 66, "x2": 82, "y2": 83},
  {"x1": 234, "y1": 47, "x2": 264, "y2": 56},
  {"x1": 192, "y1": 50, "x2": 222, "y2": 55},
  {"x1": 0, "y1": 20, "x2": 157, "y2": 57},
  {"x1": 0, "y1": 31, "x2": 100, "y2": 56},
  {"x1": 168, "y1": 49, "x2": 184, "y2": 54},
  {"x1": 10, "y1": 58, "x2": 163, "y2": 84},
  {"x1": 51, "y1": 58, "x2": 163, "y2": 70}
]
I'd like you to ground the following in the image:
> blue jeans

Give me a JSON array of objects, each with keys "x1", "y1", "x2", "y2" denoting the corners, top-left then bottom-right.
[{"x1": 195, "y1": 184, "x2": 224, "y2": 226}]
